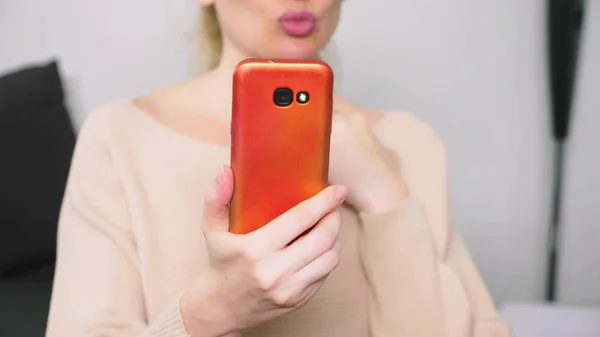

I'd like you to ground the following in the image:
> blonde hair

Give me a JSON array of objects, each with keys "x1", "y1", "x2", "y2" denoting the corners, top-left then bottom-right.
[{"x1": 199, "y1": 5, "x2": 222, "y2": 70}]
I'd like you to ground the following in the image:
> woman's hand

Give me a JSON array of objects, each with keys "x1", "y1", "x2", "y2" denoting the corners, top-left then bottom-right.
[
  {"x1": 329, "y1": 111, "x2": 409, "y2": 214},
  {"x1": 181, "y1": 166, "x2": 347, "y2": 337}
]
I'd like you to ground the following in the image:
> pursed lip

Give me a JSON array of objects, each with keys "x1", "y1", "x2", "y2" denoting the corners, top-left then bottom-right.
[{"x1": 278, "y1": 10, "x2": 317, "y2": 37}]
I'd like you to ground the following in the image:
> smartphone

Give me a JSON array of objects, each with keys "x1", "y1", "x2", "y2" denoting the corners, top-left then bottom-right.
[{"x1": 229, "y1": 59, "x2": 334, "y2": 234}]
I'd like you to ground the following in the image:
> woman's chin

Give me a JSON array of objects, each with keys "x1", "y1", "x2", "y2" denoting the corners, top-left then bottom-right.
[{"x1": 273, "y1": 38, "x2": 321, "y2": 60}]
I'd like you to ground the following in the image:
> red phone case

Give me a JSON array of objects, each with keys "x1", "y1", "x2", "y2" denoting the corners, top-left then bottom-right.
[{"x1": 229, "y1": 59, "x2": 334, "y2": 234}]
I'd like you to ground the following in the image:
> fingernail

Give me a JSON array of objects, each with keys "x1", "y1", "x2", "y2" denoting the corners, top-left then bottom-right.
[
  {"x1": 215, "y1": 166, "x2": 226, "y2": 185},
  {"x1": 335, "y1": 186, "x2": 348, "y2": 202}
]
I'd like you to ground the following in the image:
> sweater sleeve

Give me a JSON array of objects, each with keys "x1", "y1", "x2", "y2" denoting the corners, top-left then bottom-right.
[
  {"x1": 357, "y1": 112, "x2": 512, "y2": 337},
  {"x1": 46, "y1": 111, "x2": 190, "y2": 337}
]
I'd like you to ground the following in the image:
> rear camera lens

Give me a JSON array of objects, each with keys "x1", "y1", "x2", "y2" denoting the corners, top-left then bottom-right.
[{"x1": 274, "y1": 88, "x2": 293, "y2": 107}]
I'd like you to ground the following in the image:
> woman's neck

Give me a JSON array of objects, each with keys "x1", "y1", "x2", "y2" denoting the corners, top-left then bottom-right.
[
  {"x1": 189, "y1": 39, "x2": 321, "y2": 121},
  {"x1": 188, "y1": 40, "x2": 249, "y2": 120}
]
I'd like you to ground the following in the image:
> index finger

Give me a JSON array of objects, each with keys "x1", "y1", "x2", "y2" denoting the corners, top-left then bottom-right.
[{"x1": 248, "y1": 185, "x2": 347, "y2": 250}]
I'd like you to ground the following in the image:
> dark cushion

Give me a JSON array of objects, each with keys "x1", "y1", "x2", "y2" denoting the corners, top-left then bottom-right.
[
  {"x1": 0, "y1": 60, "x2": 75, "y2": 275},
  {"x1": 0, "y1": 275, "x2": 54, "y2": 336}
]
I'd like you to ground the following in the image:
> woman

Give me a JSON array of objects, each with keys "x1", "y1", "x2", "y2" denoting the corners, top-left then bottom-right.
[{"x1": 47, "y1": 1, "x2": 511, "y2": 336}]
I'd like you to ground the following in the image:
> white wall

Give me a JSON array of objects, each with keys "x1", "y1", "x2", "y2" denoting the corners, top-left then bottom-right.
[
  {"x1": 1, "y1": 0, "x2": 199, "y2": 129},
  {"x1": 1, "y1": 0, "x2": 599, "y2": 304}
]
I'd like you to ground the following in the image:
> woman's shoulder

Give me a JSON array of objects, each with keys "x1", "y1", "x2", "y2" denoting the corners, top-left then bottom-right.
[
  {"x1": 73, "y1": 99, "x2": 188, "y2": 163},
  {"x1": 335, "y1": 97, "x2": 447, "y2": 162},
  {"x1": 77, "y1": 98, "x2": 207, "y2": 148},
  {"x1": 376, "y1": 110, "x2": 446, "y2": 163},
  {"x1": 77, "y1": 100, "x2": 143, "y2": 142}
]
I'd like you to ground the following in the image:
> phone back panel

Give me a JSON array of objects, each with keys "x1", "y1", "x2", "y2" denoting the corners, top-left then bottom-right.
[{"x1": 229, "y1": 59, "x2": 334, "y2": 234}]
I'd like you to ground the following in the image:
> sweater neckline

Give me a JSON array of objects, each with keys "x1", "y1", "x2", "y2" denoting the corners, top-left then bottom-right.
[{"x1": 125, "y1": 99, "x2": 231, "y2": 151}]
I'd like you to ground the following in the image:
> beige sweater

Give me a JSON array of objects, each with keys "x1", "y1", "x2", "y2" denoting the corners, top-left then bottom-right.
[{"x1": 46, "y1": 100, "x2": 511, "y2": 337}]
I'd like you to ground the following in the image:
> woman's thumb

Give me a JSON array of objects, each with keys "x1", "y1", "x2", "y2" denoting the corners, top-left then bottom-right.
[{"x1": 203, "y1": 165, "x2": 234, "y2": 231}]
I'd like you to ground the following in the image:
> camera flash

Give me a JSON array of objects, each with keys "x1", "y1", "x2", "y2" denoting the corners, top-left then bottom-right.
[{"x1": 297, "y1": 92, "x2": 309, "y2": 104}]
